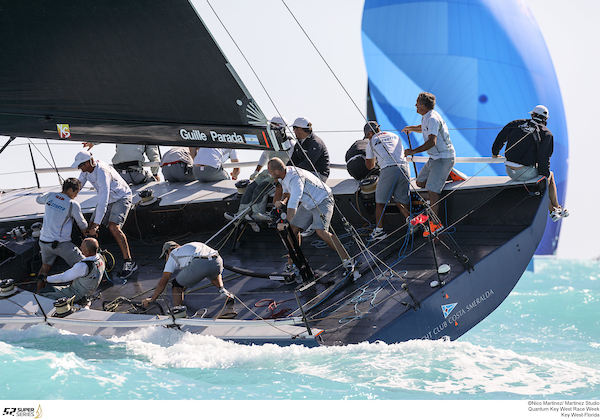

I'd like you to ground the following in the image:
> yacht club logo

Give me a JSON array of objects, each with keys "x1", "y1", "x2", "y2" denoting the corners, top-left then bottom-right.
[{"x1": 441, "y1": 303, "x2": 457, "y2": 318}]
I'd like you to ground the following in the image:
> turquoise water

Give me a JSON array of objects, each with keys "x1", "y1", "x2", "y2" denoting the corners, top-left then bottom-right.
[{"x1": 1, "y1": 259, "x2": 599, "y2": 400}]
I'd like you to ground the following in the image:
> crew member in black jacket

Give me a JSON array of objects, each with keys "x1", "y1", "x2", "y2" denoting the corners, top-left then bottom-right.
[
  {"x1": 288, "y1": 117, "x2": 330, "y2": 180},
  {"x1": 492, "y1": 105, "x2": 568, "y2": 222}
]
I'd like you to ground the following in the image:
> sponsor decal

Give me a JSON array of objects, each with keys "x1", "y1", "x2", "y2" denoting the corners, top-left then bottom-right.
[
  {"x1": 243, "y1": 134, "x2": 260, "y2": 146},
  {"x1": 210, "y1": 131, "x2": 244, "y2": 143},
  {"x1": 56, "y1": 124, "x2": 70, "y2": 139},
  {"x1": 421, "y1": 289, "x2": 496, "y2": 340},
  {"x1": 179, "y1": 128, "x2": 247, "y2": 144},
  {"x1": 179, "y1": 129, "x2": 207, "y2": 141}
]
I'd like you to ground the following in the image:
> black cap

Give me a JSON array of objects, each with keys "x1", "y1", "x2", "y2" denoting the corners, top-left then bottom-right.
[{"x1": 363, "y1": 121, "x2": 380, "y2": 137}]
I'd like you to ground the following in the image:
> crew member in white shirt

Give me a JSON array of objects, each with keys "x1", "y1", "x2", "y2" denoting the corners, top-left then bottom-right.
[
  {"x1": 191, "y1": 147, "x2": 240, "y2": 182},
  {"x1": 35, "y1": 178, "x2": 88, "y2": 291},
  {"x1": 72, "y1": 150, "x2": 138, "y2": 278},
  {"x1": 364, "y1": 122, "x2": 411, "y2": 242},
  {"x1": 142, "y1": 241, "x2": 233, "y2": 307},
  {"x1": 267, "y1": 157, "x2": 353, "y2": 272},
  {"x1": 403, "y1": 92, "x2": 455, "y2": 237},
  {"x1": 83, "y1": 142, "x2": 161, "y2": 185}
]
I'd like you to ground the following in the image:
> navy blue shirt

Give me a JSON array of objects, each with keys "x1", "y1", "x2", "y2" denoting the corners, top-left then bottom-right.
[
  {"x1": 492, "y1": 119, "x2": 554, "y2": 177},
  {"x1": 289, "y1": 133, "x2": 330, "y2": 179}
]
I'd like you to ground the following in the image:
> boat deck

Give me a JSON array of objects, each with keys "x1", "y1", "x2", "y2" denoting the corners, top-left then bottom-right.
[{"x1": 0, "y1": 175, "x2": 545, "y2": 345}]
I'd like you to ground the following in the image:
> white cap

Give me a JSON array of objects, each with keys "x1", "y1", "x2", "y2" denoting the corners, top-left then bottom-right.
[
  {"x1": 71, "y1": 150, "x2": 93, "y2": 168},
  {"x1": 529, "y1": 105, "x2": 549, "y2": 118},
  {"x1": 269, "y1": 116, "x2": 288, "y2": 127},
  {"x1": 291, "y1": 117, "x2": 312, "y2": 129}
]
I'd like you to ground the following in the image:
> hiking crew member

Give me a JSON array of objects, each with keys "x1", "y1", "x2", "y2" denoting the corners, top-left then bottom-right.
[
  {"x1": 492, "y1": 105, "x2": 569, "y2": 222},
  {"x1": 160, "y1": 146, "x2": 195, "y2": 183},
  {"x1": 192, "y1": 148, "x2": 240, "y2": 182}
]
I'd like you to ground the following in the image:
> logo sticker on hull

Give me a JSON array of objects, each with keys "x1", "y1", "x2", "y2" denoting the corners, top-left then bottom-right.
[{"x1": 441, "y1": 303, "x2": 457, "y2": 318}]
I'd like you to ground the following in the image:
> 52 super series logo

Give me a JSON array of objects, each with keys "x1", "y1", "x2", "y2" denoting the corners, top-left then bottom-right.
[{"x1": 2, "y1": 405, "x2": 42, "y2": 418}]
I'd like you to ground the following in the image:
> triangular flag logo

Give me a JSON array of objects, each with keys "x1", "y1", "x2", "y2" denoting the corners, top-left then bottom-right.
[{"x1": 441, "y1": 303, "x2": 457, "y2": 318}]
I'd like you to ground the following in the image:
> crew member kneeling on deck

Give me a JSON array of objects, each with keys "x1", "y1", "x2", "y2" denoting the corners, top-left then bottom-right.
[
  {"x1": 267, "y1": 157, "x2": 353, "y2": 272},
  {"x1": 39, "y1": 238, "x2": 105, "y2": 302},
  {"x1": 142, "y1": 241, "x2": 233, "y2": 308}
]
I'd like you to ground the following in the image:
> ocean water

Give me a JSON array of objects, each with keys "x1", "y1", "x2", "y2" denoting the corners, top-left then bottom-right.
[{"x1": 1, "y1": 259, "x2": 599, "y2": 401}]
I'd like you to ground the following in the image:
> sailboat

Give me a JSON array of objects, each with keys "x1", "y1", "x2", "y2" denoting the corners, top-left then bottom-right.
[{"x1": 0, "y1": 0, "x2": 549, "y2": 346}]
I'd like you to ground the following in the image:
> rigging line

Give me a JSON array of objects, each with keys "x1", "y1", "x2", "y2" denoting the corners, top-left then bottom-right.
[
  {"x1": 405, "y1": 127, "x2": 540, "y2": 231},
  {"x1": 443, "y1": 182, "x2": 541, "y2": 245},
  {"x1": 0, "y1": 170, "x2": 38, "y2": 176},
  {"x1": 26, "y1": 138, "x2": 65, "y2": 178},
  {"x1": 204, "y1": 0, "x2": 285, "y2": 125},
  {"x1": 300, "y1": 234, "x2": 418, "y2": 320},
  {"x1": 281, "y1": 0, "x2": 366, "y2": 122},
  {"x1": 279, "y1": 154, "x2": 354, "y2": 263},
  {"x1": 364, "y1": 129, "x2": 435, "y2": 232},
  {"x1": 315, "y1": 126, "x2": 504, "y2": 134},
  {"x1": 45, "y1": 139, "x2": 63, "y2": 185},
  {"x1": 310, "y1": 267, "x2": 408, "y2": 321}
]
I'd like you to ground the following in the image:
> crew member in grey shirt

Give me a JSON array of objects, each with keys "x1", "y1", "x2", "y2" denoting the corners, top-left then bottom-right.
[{"x1": 35, "y1": 178, "x2": 88, "y2": 292}]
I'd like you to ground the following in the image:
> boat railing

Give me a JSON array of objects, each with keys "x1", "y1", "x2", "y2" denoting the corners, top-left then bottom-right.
[{"x1": 33, "y1": 157, "x2": 507, "y2": 175}]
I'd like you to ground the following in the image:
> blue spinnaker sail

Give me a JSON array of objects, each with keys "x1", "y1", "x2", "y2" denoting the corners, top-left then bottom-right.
[{"x1": 362, "y1": 0, "x2": 568, "y2": 255}]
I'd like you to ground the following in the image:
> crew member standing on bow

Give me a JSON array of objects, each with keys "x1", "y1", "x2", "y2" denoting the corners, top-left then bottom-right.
[
  {"x1": 492, "y1": 105, "x2": 569, "y2": 222},
  {"x1": 72, "y1": 150, "x2": 138, "y2": 278},
  {"x1": 403, "y1": 92, "x2": 455, "y2": 237},
  {"x1": 268, "y1": 157, "x2": 353, "y2": 272},
  {"x1": 142, "y1": 241, "x2": 233, "y2": 307}
]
